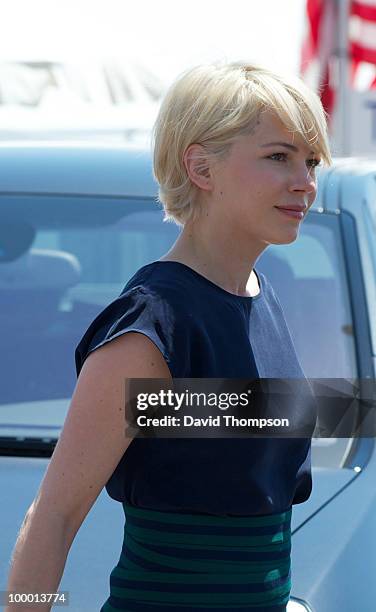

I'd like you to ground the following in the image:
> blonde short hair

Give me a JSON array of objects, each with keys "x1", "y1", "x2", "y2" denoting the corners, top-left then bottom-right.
[{"x1": 152, "y1": 61, "x2": 332, "y2": 227}]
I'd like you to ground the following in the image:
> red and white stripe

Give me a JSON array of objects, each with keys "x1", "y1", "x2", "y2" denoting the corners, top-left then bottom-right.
[
  {"x1": 300, "y1": 0, "x2": 337, "y2": 116},
  {"x1": 350, "y1": 0, "x2": 376, "y2": 89},
  {"x1": 300, "y1": 0, "x2": 376, "y2": 117}
]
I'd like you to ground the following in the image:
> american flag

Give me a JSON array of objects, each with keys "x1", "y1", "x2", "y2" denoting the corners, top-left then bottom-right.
[
  {"x1": 350, "y1": 1, "x2": 376, "y2": 87},
  {"x1": 300, "y1": 0, "x2": 376, "y2": 118}
]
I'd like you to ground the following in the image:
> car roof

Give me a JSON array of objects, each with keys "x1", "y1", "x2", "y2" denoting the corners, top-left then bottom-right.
[
  {"x1": 314, "y1": 156, "x2": 376, "y2": 214},
  {"x1": 0, "y1": 141, "x2": 159, "y2": 198},
  {"x1": 0, "y1": 142, "x2": 376, "y2": 209}
]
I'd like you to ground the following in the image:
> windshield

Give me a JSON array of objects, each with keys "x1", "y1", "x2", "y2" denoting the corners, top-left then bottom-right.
[
  {"x1": 257, "y1": 213, "x2": 358, "y2": 468},
  {"x1": 257, "y1": 213, "x2": 356, "y2": 379},
  {"x1": 0, "y1": 196, "x2": 358, "y2": 466}
]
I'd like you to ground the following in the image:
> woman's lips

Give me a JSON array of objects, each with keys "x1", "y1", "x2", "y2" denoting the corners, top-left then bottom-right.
[{"x1": 275, "y1": 207, "x2": 304, "y2": 220}]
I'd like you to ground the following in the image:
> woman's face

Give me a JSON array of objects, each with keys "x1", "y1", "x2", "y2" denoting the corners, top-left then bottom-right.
[{"x1": 209, "y1": 109, "x2": 320, "y2": 247}]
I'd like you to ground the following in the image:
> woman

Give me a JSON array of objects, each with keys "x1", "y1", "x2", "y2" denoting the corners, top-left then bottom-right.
[{"x1": 6, "y1": 62, "x2": 331, "y2": 611}]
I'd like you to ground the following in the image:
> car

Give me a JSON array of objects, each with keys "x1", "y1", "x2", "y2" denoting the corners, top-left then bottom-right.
[{"x1": 0, "y1": 142, "x2": 375, "y2": 611}]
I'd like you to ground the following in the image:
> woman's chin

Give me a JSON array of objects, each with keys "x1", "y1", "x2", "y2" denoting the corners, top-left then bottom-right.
[{"x1": 267, "y1": 228, "x2": 301, "y2": 245}]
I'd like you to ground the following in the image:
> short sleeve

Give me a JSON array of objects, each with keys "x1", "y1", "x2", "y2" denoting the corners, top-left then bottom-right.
[{"x1": 75, "y1": 286, "x2": 185, "y2": 378}]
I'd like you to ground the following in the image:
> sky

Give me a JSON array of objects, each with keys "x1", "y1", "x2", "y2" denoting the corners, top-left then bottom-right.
[{"x1": 0, "y1": 0, "x2": 307, "y2": 83}]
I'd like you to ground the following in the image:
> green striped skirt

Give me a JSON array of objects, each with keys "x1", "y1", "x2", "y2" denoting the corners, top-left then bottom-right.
[{"x1": 100, "y1": 503, "x2": 292, "y2": 611}]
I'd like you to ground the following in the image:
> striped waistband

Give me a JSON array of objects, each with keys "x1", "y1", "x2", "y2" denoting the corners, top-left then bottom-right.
[{"x1": 101, "y1": 504, "x2": 292, "y2": 611}]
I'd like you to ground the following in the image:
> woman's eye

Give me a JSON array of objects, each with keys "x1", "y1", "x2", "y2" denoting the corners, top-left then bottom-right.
[
  {"x1": 268, "y1": 154, "x2": 322, "y2": 168},
  {"x1": 268, "y1": 153, "x2": 287, "y2": 161},
  {"x1": 306, "y1": 158, "x2": 322, "y2": 169}
]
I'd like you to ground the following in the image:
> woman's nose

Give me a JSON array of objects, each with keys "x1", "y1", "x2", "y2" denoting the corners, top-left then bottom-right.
[{"x1": 289, "y1": 167, "x2": 317, "y2": 196}]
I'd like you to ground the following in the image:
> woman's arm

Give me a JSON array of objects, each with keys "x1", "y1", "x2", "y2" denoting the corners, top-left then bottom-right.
[{"x1": 5, "y1": 332, "x2": 171, "y2": 611}]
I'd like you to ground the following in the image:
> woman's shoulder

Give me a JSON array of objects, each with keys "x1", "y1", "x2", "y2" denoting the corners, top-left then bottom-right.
[
  {"x1": 121, "y1": 261, "x2": 193, "y2": 305},
  {"x1": 75, "y1": 262, "x2": 193, "y2": 378}
]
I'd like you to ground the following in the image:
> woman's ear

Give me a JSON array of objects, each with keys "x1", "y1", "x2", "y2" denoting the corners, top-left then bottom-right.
[{"x1": 183, "y1": 144, "x2": 214, "y2": 192}]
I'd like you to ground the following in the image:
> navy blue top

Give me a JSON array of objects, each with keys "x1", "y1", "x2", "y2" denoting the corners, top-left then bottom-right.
[{"x1": 75, "y1": 261, "x2": 313, "y2": 516}]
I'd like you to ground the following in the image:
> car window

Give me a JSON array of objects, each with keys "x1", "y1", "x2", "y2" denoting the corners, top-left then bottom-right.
[
  {"x1": 257, "y1": 211, "x2": 358, "y2": 469},
  {"x1": 365, "y1": 201, "x2": 376, "y2": 277},
  {"x1": 363, "y1": 199, "x2": 376, "y2": 356},
  {"x1": 0, "y1": 197, "x2": 358, "y2": 467},
  {"x1": 257, "y1": 212, "x2": 357, "y2": 379}
]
